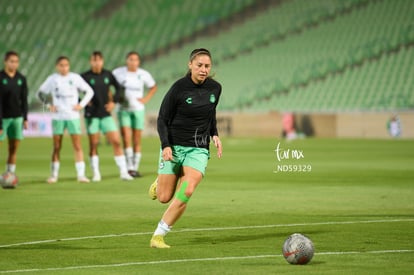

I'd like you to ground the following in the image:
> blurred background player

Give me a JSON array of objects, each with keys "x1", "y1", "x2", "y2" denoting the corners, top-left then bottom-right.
[
  {"x1": 36, "y1": 56, "x2": 94, "y2": 183},
  {"x1": 0, "y1": 51, "x2": 28, "y2": 174},
  {"x1": 112, "y1": 51, "x2": 157, "y2": 177},
  {"x1": 387, "y1": 114, "x2": 401, "y2": 138},
  {"x1": 149, "y1": 48, "x2": 222, "y2": 248},
  {"x1": 282, "y1": 113, "x2": 297, "y2": 140},
  {"x1": 81, "y1": 51, "x2": 133, "y2": 181}
]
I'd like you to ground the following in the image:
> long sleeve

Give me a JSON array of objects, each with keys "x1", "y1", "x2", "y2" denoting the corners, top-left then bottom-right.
[
  {"x1": 157, "y1": 76, "x2": 221, "y2": 150},
  {"x1": 36, "y1": 77, "x2": 52, "y2": 105},
  {"x1": 157, "y1": 85, "x2": 177, "y2": 149},
  {"x1": 209, "y1": 109, "x2": 218, "y2": 137},
  {"x1": 0, "y1": 94, "x2": 3, "y2": 130},
  {"x1": 111, "y1": 73, "x2": 123, "y2": 103},
  {"x1": 21, "y1": 78, "x2": 29, "y2": 121},
  {"x1": 77, "y1": 76, "x2": 94, "y2": 108},
  {"x1": 210, "y1": 87, "x2": 221, "y2": 137}
]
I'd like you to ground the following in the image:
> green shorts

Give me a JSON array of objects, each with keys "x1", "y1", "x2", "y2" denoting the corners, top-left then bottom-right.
[
  {"x1": 158, "y1": 145, "x2": 210, "y2": 176},
  {"x1": 52, "y1": 119, "x2": 81, "y2": 135},
  {"x1": 0, "y1": 117, "x2": 24, "y2": 141},
  {"x1": 86, "y1": 116, "x2": 117, "y2": 134},
  {"x1": 117, "y1": 110, "x2": 145, "y2": 130}
]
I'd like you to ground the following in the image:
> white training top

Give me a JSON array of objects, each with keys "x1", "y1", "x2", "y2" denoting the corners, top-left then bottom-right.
[
  {"x1": 112, "y1": 66, "x2": 156, "y2": 111},
  {"x1": 36, "y1": 72, "x2": 94, "y2": 120}
]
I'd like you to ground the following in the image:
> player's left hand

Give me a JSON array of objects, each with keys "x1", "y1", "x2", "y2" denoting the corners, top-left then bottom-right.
[
  {"x1": 73, "y1": 104, "x2": 82, "y2": 111},
  {"x1": 212, "y1": 135, "x2": 222, "y2": 158},
  {"x1": 138, "y1": 97, "x2": 149, "y2": 104},
  {"x1": 105, "y1": 102, "x2": 115, "y2": 112},
  {"x1": 23, "y1": 120, "x2": 28, "y2": 130}
]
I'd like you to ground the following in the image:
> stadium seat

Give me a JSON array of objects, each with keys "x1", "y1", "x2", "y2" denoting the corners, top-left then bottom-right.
[{"x1": 1, "y1": 0, "x2": 413, "y2": 112}]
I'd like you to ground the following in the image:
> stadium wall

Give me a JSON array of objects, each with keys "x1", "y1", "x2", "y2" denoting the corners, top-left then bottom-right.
[
  {"x1": 24, "y1": 112, "x2": 412, "y2": 139},
  {"x1": 144, "y1": 112, "x2": 413, "y2": 139},
  {"x1": 335, "y1": 112, "x2": 413, "y2": 138}
]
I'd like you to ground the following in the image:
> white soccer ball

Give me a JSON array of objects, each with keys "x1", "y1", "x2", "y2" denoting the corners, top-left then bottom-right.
[
  {"x1": 1, "y1": 172, "x2": 19, "y2": 189},
  {"x1": 282, "y1": 233, "x2": 314, "y2": 265}
]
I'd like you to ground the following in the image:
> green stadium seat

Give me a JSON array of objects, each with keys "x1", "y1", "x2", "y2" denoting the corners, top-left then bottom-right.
[{"x1": 1, "y1": 0, "x2": 413, "y2": 112}]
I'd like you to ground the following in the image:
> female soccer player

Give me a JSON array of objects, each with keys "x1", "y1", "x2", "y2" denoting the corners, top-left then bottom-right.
[
  {"x1": 36, "y1": 56, "x2": 94, "y2": 184},
  {"x1": 81, "y1": 51, "x2": 133, "y2": 181},
  {"x1": 149, "y1": 48, "x2": 222, "y2": 248},
  {"x1": 0, "y1": 51, "x2": 28, "y2": 174},
  {"x1": 112, "y1": 52, "x2": 157, "y2": 177}
]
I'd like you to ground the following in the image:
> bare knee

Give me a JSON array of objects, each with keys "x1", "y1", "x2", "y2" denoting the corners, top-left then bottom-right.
[
  {"x1": 106, "y1": 132, "x2": 121, "y2": 147},
  {"x1": 157, "y1": 193, "x2": 173, "y2": 204},
  {"x1": 73, "y1": 144, "x2": 82, "y2": 152},
  {"x1": 52, "y1": 144, "x2": 61, "y2": 153},
  {"x1": 112, "y1": 138, "x2": 121, "y2": 148},
  {"x1": 180, "y1": 177, "x2": 199, "y2": 198},
  {"x1": 157, "y1": 174, "x2": 179, "y2": 203},
  {"x1": 8, "y1": 140, "x2": 19, "y2": 153},
  {"x1": 184, "y1": 184, "x2": 196, "y2": 198},
  {"x1": 89, "y1": 142, "x2": 99, "y2": 156}
]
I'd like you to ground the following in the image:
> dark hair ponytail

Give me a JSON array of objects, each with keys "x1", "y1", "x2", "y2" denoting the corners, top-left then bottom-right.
[
  {"x1": 4, "y1": 51, "x2": 19, "y2": 61},
  {"x1": 189, "y1": 48, "x2": 211, "y2": 61},
  {"x1": 186, "y1": 48, "x2": 212, "y2": 76},
  {"x1": 55, "y1": 56, "x2": 70, "y2": 65}
]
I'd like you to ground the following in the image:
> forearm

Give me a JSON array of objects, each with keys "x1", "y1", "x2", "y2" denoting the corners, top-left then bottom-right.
[
  {"x1": 157, "y1": 117, "x2": 170, "y2": 149},
  {"x1": 210, "y1": 113, "x2": 218, "y2": 137},
  {"x1": 0, "y1": 102, "x2": 2, "y2": 129},
  {"x1": 22, "y1": 89, "x2": 29, "y2": 121},
  {"x1": 79, "y1": 88, "x2": 94, "y2": 108},
  {"x1": 113, "y1": 87, "x2": 123, "y2": 103},
  {"x1": 146, "y1": 85, "x2": 157, "y2": 100},
  {"x1": 141, "y1": 85, "x2": 157, "y2": 104},
  {"x1": 36, "y1": 90, "x2": 48, "y2": 104}
]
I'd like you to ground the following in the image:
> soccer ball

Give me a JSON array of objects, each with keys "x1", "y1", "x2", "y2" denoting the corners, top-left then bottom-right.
[
  {"x1": 1, "y1": 172, "x2": 19, "y2": 189},
  {"x1": 282, "y1": 233, "x2": 314, "y2": 265}
]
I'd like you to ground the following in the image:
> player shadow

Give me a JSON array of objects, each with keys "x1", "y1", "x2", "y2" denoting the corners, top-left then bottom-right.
[
  {"x1": 24, "y1": 176, "x2": 91, "y2": 185},
  {"x1": 191, "y1": 232, "x2": 280, "y2": 244},
  {"x1": 240, "y1": 260, "x2": 325, "y2": 267},
  {"x1": 189, "y1": 229, "x2": 326, "y2": 245},
  {"x1": 20, "y1": 173, "x2": 139, "y2": 185},
  {"x1": 0, "y1": 243, "x2": 99, "y2": 250}
]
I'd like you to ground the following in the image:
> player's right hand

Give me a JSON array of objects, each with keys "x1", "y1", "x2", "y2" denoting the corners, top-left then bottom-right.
[{"x1": 162, "y1": 147, "x2": 173, "y2": 161}]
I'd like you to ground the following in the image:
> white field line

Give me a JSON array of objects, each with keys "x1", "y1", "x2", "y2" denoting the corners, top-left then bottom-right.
[
  {"x1": 0, "y1": 218, "x2": 413, "y2": 249},
  {"x1": 0, "y1": 250, "x2": 413, "y2": 274}
]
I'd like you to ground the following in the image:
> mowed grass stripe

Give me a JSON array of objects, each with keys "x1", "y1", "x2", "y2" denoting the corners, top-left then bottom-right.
[
  {"x1": 1, "y1": 137, "x2": 413, "y2": 274},
  {"x1": 1, "y1": 250, "x2": 413, "y2": 274},
  {"x1": 1, "y1": 218, "x2": 413, "y2": 248}
]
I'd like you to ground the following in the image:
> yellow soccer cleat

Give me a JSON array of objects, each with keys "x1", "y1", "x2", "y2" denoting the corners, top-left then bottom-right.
[
  {"x1": 150, "y1": 235, "x2": 170, "y2": 248},
  {"x1": 148, "y1": 179, "x2": 157, "y2": 200}
]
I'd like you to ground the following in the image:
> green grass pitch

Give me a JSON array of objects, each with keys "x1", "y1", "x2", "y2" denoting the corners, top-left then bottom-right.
[{"x1": 0, "y1": 136, "x2": 413, "y2": 274}]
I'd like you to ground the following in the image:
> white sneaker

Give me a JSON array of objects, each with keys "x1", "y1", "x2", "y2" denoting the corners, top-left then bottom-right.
[
  {"x1": 121, "y1": 173, "x2": 134, "y2": 181},
  {"x1": 77, "y1": 176, "x2": 90, "y2": 183},
  {"x1": 47, "y1": 177, "x2": 57, "y2": 184},
  {"x1": 92, "y1": 173, "x2": 101, "y2": 182}
]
